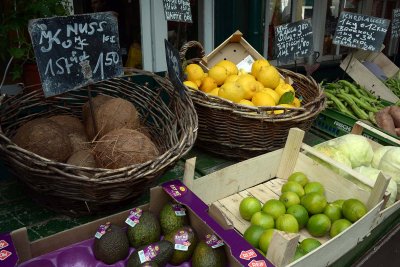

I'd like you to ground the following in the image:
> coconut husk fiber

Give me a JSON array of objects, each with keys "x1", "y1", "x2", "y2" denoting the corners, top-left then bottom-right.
[
  {"x1": 12, "y1": 118, "x2": 72, "y2": 162},
  {"x1": 67, "y1": 150, "x2": 97, "y2": 168},
  {"x1": 94, "y1": 128, "x2": 159, "y2": 169}
]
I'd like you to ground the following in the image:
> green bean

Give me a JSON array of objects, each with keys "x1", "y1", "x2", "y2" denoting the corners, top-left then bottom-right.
[
  {"x1": 338, "y1": 80, "x2": 363, "y2": 98},
  {"x1": 325, "y1": 91, "x2": 357, "y2": 118},
  {"x1": 345, "y1": 93, "x2": 380, "y2": 113},
  {"x1": 359, "y1": 86, "x2": 378, "y2": 100},
  {"x1": 368, "y1": 112, "x2": 377, "y2": 125},
  {"x1": 337, "y1": 93, "x2": 369, "y2": 120}
]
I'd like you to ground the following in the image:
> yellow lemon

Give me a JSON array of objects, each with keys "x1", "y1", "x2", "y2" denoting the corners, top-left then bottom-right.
[
  {"x1": 292, "y1": 97, "x2": 301, "y2": 107},
  {"x1": 251, "y1": 59, "x2": 270, "y2": 77},
  {"x1": 208, "y1": 87, "x2": 219, "y2": 96},
  {"x1": 225, "y1": 74, "x2": 239, "y2": 83},
  {"x1": 279, "y1": 78, "x2": 285, "y2": 85},
  {"x1": 258, "y1": 88, "x2": 280, "y2": 104},
  {"x1": 274, "y1": 104, "x2": 294, "y2": 114},
  {"x1": 183, "y1": 80, "x2": 198, "y2": 90},
  {"x1": 252, "y1": 92, "x2": 276, "y2": 107},
  {"x1": 184, "y1": 64, "x2": 204, "y2": 86},
  {"x1": 239, "y1": 99, "x2": 255, "y2": 107},
  {"x1": 238, "y1": 68, "x2": 249, "y2": 76},
  {"x1": 218, "y1": 82, "x2": 245, "y2": 103},
  {"x1": 254, "y1": 81, "x2": 264, "y2": 92},
  {"x1": 208, "y1": 65, "x2": 229, "y2": 86},
  {"x1": 200, "y1": 76, "x2": 218, "y2": 93},
  {"x1": 216, "y1": 60, "x2": 238, "y2": 76},
  {"x1": 256, "y1": 65, "x2": 281, "y2": 89},
  {"x1": 275, "y1": 83, "x2": 295, "y2": 96},
  {"x1": 236, "y1": 75, "x2": 258, "y2": 100}
]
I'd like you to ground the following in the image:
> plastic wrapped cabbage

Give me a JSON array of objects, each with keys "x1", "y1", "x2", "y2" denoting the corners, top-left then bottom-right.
[
  {"x1": 378, "y1": 147, "x2": 400, "y2": 198},
  {"x1": 311, "y1": 143, "x2": 352, "y2": 178},
  {"x1": 371, "y1": 146, "x2": 395, "y2": 168},
  {"x1": 334, "y1": 134, "x2": 374, "y2": 168},
  {"x1": 354, "y1": 166, "x2": 398, "y2": 207}
]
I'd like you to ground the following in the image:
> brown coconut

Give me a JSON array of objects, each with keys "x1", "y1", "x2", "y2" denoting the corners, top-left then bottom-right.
[
  {"x1": 82, "y1": 94, "x2": 114, "y2": 123},
  {"x1": 94, "y1": 128, "x2": 159, "y2": 169},
  {"x1": 48, "y1": 115, "x2": 86, "y2": 135},
  {"x1": 86, "y1": 98, "x2": 140, "y2": 140},
  {"x1": 69, "y1": 133, "x2": 91, "y2": 153},
  {"x1": 12, "y1": 118, "x2": 72, "y2": 162},
  {"x1": 67, "y1": 150, "x2": 97, "y2": 168}
]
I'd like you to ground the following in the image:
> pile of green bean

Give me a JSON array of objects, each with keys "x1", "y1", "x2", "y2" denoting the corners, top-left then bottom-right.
[
  {"x1": 384, "y1": 78, "x2": 400, "y2": 98},
  {"x1": 323, "y1": 80, "x2": 385, "y2": 125}
]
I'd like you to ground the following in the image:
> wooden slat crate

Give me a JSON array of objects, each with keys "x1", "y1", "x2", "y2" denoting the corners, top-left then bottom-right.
[
  {"x1": 183, "y1": 128, "x2": 389, "y2": 267},
  {"x1": 340, "y1": 50, "x2": 399, "y2": 103}
]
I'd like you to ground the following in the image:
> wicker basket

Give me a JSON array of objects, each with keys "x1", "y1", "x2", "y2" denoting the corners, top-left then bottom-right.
[
  {"x1": 0, "y1": 69, "x2": 198, "y2": 215},
  {"x1": 180, "y1": 42, "x2": 326, "y2": 159}
]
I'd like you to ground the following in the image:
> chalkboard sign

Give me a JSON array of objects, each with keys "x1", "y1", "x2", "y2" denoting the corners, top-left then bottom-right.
[
  {"x1": 333, "y1": 12, "x2": 390, "y2": 52},
  {"x1": 392, "y1": 9, "x2": 400, "y2": 38},
  {"x1": 274, "y1": 19, "x2": 313, "y2": 63},
  {"x1": 28, "y1": 12, "x2": 123, "y2": 97},
  {"x1": 164, "y1": 39, "x2": 185, "y2": 95},
  {"x1": 163, "y1": 0, "x2": 192, "y2": 23}
]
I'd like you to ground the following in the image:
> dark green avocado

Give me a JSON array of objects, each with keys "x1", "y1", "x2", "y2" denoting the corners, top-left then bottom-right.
[
  {"x1": 93, "y1": 224, "x2": 129, "y2": 264},
  {"x1": 159, "y1": 203, "x2": 189, "y2": 235},
  {"x1": 127, "y1": 211, "x2": 161, "y2": 248},
  {"x1": 163, "y1": 226, "x2": 198, "y2": 265},
  {"x1": 192, "y1": 240, "x2": 228, "y2": 267},
  {"x1": 127, "y1": 240, "x2": 174, "y2": 267}
]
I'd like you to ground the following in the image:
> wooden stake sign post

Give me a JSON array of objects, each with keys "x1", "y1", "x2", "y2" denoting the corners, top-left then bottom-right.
[
  {"x1": 164, "y1": 39, "x2": 186, "y2": 96},
  {"x1": 274, "y1": 19, "x2": 313, "y2": 66},
  {"x1": 28, "y1": 12, "x2": 123, "y2": 98}
]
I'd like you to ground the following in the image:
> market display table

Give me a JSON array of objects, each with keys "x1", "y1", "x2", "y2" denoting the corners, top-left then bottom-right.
[{"x1": 0, "y1": 129, "x2": 399, "y2": 266}]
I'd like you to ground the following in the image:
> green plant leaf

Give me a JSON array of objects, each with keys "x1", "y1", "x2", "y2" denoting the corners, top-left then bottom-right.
[
  {"x1": 9, "y1": 47, "x2": 25, "y2": 59},
  {"x1": 278, "y1": 92, "x2": 295, "y2": 104}
]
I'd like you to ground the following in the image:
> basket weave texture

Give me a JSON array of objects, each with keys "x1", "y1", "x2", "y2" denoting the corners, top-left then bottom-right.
[
  {"x1": 180, "y1": 42, "x2": 326, "y2": 159},
  {"x1": 0, "y1": 69, "x2": 198, "y2": 215}
]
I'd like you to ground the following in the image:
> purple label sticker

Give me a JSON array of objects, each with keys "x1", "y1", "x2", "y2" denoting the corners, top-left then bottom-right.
[
  {"x1": 205, "y1": 234, "x2": 224, "y2": 249},
  {"x1": 174, "y1": 229, "x2": 191, "y2": 251},
  {"x1": 138, "y1": 244, "x2": 160, "y2": 263},
  {"x1": 125, "y1": 208, "x2": 143, "y2": 227},
  {"x1": 172, "y1": 204, "x2": 186, "y2": 216},
  {"x1": 163, "y1": 182, "x2": 188, "y2": 198},
  {"x1": 95, "y1": 222, "x2": 110, "y2": 239}
]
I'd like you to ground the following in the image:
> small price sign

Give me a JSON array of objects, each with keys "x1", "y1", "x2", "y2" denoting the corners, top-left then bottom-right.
[
  {"x1": 163, "y1": 0, "x2": 192, "y2": 23},
  {"x1": 164, "y1": 39, "x2": 186, "y2": 95},
  {"x1": 275, "y1": 19, "x2": 313, "y2": 63},
  {"x1": 392, "y1": 9, "x2": 400, "y2": 38},
  {"x1": 333, "y1": 12, "x2": 390, "y2": 52},
  {"x1": 28, "y1": 12, "x2": 123, "y2": 97}
]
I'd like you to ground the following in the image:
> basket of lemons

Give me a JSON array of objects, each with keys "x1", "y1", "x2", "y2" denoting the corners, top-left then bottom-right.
[{"x1": 180, "y1": 46, "x2": 325, "y2": 159}]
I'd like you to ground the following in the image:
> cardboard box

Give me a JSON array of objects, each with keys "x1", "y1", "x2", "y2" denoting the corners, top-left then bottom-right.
[
  {"x1": 340, "y1": 50, "x2": 399, "y2": 103},
  {"x1": 183, "y1": 128, "x2": 388, "y2": 267},
  {"x1": 6, "y1": 182, "x2": 273, "y2": 267},
  {"x1": 200, "y1": 30, "x2": 264, "y2": 71}
]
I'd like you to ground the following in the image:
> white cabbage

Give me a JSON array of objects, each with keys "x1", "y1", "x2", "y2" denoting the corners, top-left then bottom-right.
[
  {"x1": 371, "y1": 146, "x2": 395, "y2": 168},
  {"x1": 334, "y1": 134, "x2": 374, "y2": 168},
  {"x1": 312, "y1": 143, "x2": 352, "y2": 177},
  {"x1": 378, "y1": 147, "x2": 400, "y2": 198}
]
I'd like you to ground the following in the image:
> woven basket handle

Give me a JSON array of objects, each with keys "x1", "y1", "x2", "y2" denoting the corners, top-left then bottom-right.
[{"x1": 179, "y1": 41, "x2": 206, "y2": 66}]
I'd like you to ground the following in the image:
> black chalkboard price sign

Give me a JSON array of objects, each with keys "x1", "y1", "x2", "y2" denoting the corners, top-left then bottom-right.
[
  {"x1": 333, "y1": 12, "x2": 390, "y2": 52},
  {"x1": 274, "y1": 19, "x2": 313, "y2": 63},
  {"x1": 163, "y1": 0, "x2": 192, "y2": 23},
  {"x1": 164, "y1": 39, "x2": 185, "y2": 95},
  {"x1": 392, "y1": 9, "x2": 400, "y2": 38},
  {"x1": 28, "y1": 12, "x2": 123, "y2": 97}
]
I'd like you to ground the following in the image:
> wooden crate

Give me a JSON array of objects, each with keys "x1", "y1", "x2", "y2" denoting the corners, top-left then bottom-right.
[
  {"x1": 183, "y1": 128, "x2": 389, "y2": 267},
  {"x1": 340, "y1": 50, "x2": 399, "y2": 103}
]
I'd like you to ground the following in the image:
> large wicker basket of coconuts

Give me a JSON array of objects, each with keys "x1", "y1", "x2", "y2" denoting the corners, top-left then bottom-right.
[{"x1": 0, "y1": 69, "x2": 198, "y2": 215}]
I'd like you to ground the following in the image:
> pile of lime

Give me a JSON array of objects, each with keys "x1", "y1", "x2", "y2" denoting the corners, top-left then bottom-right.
[{"x1": 239, "y1": 171, "x2": 367, "y2": 260}]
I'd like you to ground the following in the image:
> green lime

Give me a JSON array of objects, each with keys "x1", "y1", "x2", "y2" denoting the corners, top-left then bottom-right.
[
  {"x1": 293, "y1": 247, "x2": 306, "y2": 261},
  {"x1": 324, "y1": 203, "x2": 342, "y2": 222},
  {"x1": 286, "y1": 204, "x2": 309, "y2": 228},
  {"x1": 259, "y1": 229, "x2": 275, "y2": 254},
  {"x1": 288, "y1": 172, "x2": 309, "y2": 187},
  {"x1": 298, "y1": 238, "x2": 321, "y2": 253},
  {"x1": 279, "y1": 191, "x2": 301, "y2": 209},
  {"x1": 262, "y1": 199, "x2": 286, "y2": 220},
  {"x1": 301, "y1": 192, "x2": 327, "y2": 214},
  {"x1": 330, "y1": 219, "x2": 352, "y2": 237},
  {"x1": 307, "y1": 214, "x2": 331, "y2": 237},
  {"x1": 332, "y1": 199, "x2": 345, "y2": 209},
  {"x1": 304, "y1": 182, "x2": 325, "y2": 195},
  {"x1": 276, "y1": 214, "x2": 299, "y2": 233},
  {"x1": 281, "y1": 181, "x2": 305, "y2": 197},
  {"x1": 239, "y1": 196, "x2": 262, "y2": 221},
  {"x1": 251, "y1": 211, "x2": 275, "y2": 230},
  {"x1": 244, "y1": 225, "x2": 265, "y2": 248},
  {"x1": 342, "y1": 199, "x2": 367, "y2": 222}
]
